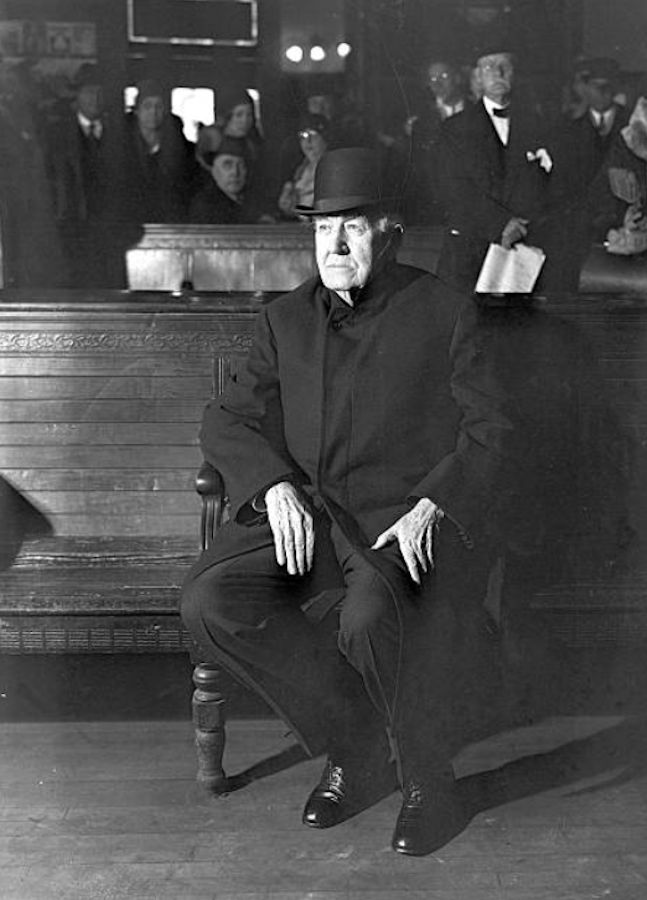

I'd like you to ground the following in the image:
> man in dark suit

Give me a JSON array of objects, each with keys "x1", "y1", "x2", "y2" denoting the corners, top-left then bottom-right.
[
  {"x1": 550, "y1": 58, "x2": 631, "y2": 270},
  {"x1": 401, "y1": 58, "x2": 468, "y2": 224},
  {"x1": 181, "y1": 147, "x2": 528, "y2": 856},
  {"x1": 48, "y1": 65, "x2": 127, "y2": 286},
  {"x1": 436, "y1": 46, "x2": 567, "y2": 291}
]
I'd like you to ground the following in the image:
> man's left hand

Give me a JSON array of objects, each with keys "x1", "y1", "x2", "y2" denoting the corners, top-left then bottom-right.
[{"x1": 371, "y1": 498, "x2": 444, "y2": 584}]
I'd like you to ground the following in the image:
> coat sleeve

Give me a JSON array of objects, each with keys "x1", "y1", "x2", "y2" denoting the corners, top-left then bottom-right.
[
  {"x1": 199, "y1": 305, "x2": 306, "y2": 522},
  {"x1": 407, "y1": 301, "x2": 527, "y2": 540}
]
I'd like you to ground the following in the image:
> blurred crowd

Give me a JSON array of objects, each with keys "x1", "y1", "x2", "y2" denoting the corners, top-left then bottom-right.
[{"x1": 1, "y1": 46, "x2": 647, "y2": 291}]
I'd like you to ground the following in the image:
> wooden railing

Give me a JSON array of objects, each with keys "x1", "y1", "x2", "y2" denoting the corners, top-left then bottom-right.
[{"x1": 125, "y1": 224, "x2": 442, "y2": 292}]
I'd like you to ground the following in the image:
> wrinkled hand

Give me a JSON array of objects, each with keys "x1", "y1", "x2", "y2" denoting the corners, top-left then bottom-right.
[
  {"x1": 501, "y1": 216, "x2": 529, "y2": 250},
  {"x1": 371, "y1": 498, "x2": 444, "y2": 585},
  {"x1": 265, "y1": 481, "x2": 314, "y2": 576}
]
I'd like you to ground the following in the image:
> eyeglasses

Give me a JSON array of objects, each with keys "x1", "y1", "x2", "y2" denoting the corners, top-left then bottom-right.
[
  {"x1": 479, "y1": 61, "x2": 513, "y2": 75},
  {"x1": 429, "y1": 72, "x2": 451, "y2": 83},
  {"x1": 298, "y1": 129, "x2": 322, "y2": 140}
]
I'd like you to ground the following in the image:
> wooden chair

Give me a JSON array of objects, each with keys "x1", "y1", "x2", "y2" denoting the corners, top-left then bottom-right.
[
  {"x1": 187, "y1": 292, "x2": 647, "y2": 790},
  {"x1": 190, "y1": 461, "x2": 229, "y2": 793}
]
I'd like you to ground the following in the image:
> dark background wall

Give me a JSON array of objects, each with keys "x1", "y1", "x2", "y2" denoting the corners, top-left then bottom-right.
[{"x1": 3, "y1": 1, "x2": 644, "y2": 146}]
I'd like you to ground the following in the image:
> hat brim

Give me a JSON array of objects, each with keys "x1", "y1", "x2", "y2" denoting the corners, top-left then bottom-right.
[{"x1": 295, "y1": 194, "x2": 393, "y2": 216}]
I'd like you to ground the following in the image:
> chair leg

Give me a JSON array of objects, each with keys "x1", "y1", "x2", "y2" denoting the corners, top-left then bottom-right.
[{"x1": 192, "y1": 662, "x2": 227, "y2": 793}]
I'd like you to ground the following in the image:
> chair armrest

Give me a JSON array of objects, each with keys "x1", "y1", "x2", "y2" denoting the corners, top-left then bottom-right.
[{"x1": 196, "y1": 462, "x2": 226, "y2": 551}]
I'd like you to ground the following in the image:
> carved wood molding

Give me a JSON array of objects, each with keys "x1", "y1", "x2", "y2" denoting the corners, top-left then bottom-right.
[
  {"x1": 136, "y1": 224, "x2": 314, "y2": 251},
  {"x1": 0, "y1": 328, "x2": 256, "y2": 354}
]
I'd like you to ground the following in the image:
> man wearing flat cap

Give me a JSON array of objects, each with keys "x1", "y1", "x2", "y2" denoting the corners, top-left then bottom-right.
[
  {"x1": 181, "y1": 147, "x2": 522, "y2": 855},
  {"x1": 436, "y1": 43, "x2": 577, "y2": 291}
]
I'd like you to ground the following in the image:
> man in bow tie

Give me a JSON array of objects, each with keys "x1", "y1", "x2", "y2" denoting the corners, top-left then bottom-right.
[{"x1": 436, "y1": 43, "x2": 566, "y2": 292}]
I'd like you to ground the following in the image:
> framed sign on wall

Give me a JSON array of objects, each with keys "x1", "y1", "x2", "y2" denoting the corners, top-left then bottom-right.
[{"x1": 127, "y1": 0, "x2": 258, "y2": 48}]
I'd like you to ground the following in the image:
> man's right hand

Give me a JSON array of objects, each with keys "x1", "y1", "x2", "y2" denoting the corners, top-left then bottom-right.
[
  {"x1": 501, "y1": 216, "x2": 529, "y2": 249},
  {"x1": 265, "y1": 481, "x2": 314, "y2": 576}
]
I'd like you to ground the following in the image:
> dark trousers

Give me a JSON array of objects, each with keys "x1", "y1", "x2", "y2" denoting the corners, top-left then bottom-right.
[{"x1": 181, "y1": 516, "x2": 500, "y2": 777}]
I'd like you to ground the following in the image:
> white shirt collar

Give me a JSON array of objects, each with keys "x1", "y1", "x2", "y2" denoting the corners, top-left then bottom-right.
[
  {"x1": 77, "y1": 110, "x2": 103, "y2": 138},
  {"x1": 482, "y1": 96, "x2": 510, "y2": 145},
  {"x1": 436, "y1": 96, "x2": 465, "y2": 119},
  {"x1": 589, "y1": 106, "x2": 616, "y2": 136},
  {"x1": 482, "y1": 96, "x2": 509, "y2": 117}
]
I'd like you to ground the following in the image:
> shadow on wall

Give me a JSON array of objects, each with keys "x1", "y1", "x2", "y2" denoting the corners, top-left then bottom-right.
[{"x1": 0, "y1": 475, "x2": 53, "y2": 571}]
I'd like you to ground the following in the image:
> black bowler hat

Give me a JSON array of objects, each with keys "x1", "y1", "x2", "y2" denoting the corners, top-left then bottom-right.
[{"x1": 295, "y1": 146, "x2": 395, "y2": 215}]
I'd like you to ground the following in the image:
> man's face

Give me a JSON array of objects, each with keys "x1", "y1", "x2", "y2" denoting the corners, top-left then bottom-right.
[
  {"x1": 307, "y1": 94, "x2": 334, "y2": 119},
  {"x1": 588, "y1": 80, "x2": 614, "y2": 113},
  {"x1": 476, "y1": 53, "x2": 514, "y2": 104},
  {"x1": 427, "y1": 63, "x2": 459, "y2": 103},
  {"x1": 211, "y1": 153, "x2": 247, "y2": 196},
  {"x1": 314, "y1": 213, "x2": 391, "y2": 293},
  {"x1": 77, "y1": 84, "x2": 103, "y2": 120},
  {"x1": 136, "y1": 95, "x2": 165, "y2": 131}
]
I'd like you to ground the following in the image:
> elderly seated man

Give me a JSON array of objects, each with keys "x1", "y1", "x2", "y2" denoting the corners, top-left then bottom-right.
[{"x1": 181, "y1": 147, "x2": 520, "y2": 856}]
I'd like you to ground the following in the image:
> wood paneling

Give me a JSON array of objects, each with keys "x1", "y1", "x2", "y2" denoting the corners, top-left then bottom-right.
[
  {"x1": 0, "y1": 291, "x2": 258, "y2": 652},
  {"x1": 0, "y1": 292, "x2": 257, "y2": 540}
]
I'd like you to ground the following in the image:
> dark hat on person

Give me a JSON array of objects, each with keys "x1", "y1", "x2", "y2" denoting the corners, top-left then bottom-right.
[
  {"x1": 216, "y1": 85, "x2": 254, "y2": 117},
  {"x1": 135, "y1": 78, "x2": 168, "y2": 105},
  {"x1": 203, "y1": 135, "x2": 248, "y2": 167},
  {"x1": 297, "y1": 113, "x2": 331, "y2": 140},
  {"x1": 472, "y1": 29, "x2": 516, "y2": 64},
  {"x1": 295, "y1": 147, "x2": 396, "y2": 216},
  {"x1": 74, "y1": 63, "x2": 102, "y2": 89},
  {"x1": 580, "y1": 57, "x2": 620, "y2": 84}
]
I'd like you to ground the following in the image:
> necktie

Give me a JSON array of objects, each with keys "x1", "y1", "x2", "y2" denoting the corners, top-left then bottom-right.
[{"x1": 492, "y1": 106, "x2": 510, "y2": 118}]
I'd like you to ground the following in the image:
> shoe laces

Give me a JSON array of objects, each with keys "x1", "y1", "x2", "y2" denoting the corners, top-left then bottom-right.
[
  {"x1": 324, "y1": 762, "x2": 346, "y2": 796},
  {"x1": 404, "y1": 782, "x2": 424, "y2": 808}
]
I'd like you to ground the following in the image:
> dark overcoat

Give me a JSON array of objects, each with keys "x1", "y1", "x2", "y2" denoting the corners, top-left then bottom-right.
[
  {"x1": 189, "y1": 264, "x2": 527, "y2": 751},
  {"x1": 194, "y1": 265, "x2": 524, "y2": 572}
]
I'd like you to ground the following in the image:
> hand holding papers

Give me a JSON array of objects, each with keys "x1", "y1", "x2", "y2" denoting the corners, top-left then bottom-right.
[{"x1": 475, "y1": 242, "x2": 546, "y2": 294}]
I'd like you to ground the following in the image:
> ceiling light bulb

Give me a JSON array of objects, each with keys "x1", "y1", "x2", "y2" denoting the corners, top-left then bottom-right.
[{"x1": 285, "y1": 45, "x2": 304, "y2": 63}]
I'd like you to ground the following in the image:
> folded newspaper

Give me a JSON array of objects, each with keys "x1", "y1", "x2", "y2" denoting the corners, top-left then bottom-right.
[{"x1": 475, "y1": 243, "x2": 546, "y2": 294}]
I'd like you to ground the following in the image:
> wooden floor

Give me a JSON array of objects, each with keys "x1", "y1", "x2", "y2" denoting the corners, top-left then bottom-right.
[{"x1": 1, "y1": 715, "x2": 647, "y2": 899}]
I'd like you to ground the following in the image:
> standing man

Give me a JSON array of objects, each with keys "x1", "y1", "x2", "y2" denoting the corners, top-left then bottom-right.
[
  {"x1": 436, "y1": 45, "x2": 568, "y2": 291},
  {"x1": 551, "y1": 58, "x2": 630, "y2": 274},
  {"x1": 181, "y1": 148, "x2": 520, "y2": 856},
  {"x1": 402, "y1": 58, "x2": 468, "y2": 224},
  {"x1": 48, "y1": 64, "x2": 126, "y2": 286}
]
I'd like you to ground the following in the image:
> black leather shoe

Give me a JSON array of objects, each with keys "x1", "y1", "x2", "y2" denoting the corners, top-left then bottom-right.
[
  {"x1": 303, "y1": 752, "x2": 397, "y2": 829},
  {"x1": 392, "y1": 773, "x2": 472, "y2": 856}
]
